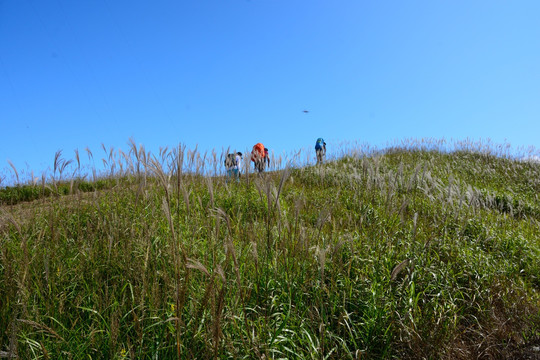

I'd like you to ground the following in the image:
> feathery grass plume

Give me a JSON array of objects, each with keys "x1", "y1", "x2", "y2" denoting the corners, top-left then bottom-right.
[
  {"x1": 213, "y1": 207, "x2": 231, "y2": 232},
  {"x1": 116, "y1": 151, "x2": 125, "y2": 177},
  {"x1": 390, "y1": 259, "x2": 410, "y2": 281},
  {"x1": 159, "y1": 146, "x2": 169, "y2": 162},
  {"x1": 137, "y1": 143, "x2": 149, "y2": 187},
  {"x1": 199, "y1": 150, "x2": 208, "y2": 175},
  {"x1": 243, "y1": 151, "x2": 251, "y2": 186},
  {"x1": 313, "y1": 244, "x2": 330, "y2": 284},
  {"x1": 128, "y1": 137, "x2": 140, "y2": 178},
  {"x1": 206, "y1": 176, "x2": 214, "y2": 209},
  {"x1": 74, "y1": 148, "x2": 80, "y2": 171},
  {"x1": 29, "y1": 171, "x2": 37, "y2": 186},
  {"x1": 16, "y1": 319, "x2": 64, "y2": 342},
  {"x1": 7, "y1": 160, "x2": 19, "y2": 185},
  {"x1": 186, "y1": 258, "x2": 211, "y2": 276},
  {"x1": 187, "y1": 145, "x2": 197, "y2": 171},
  {"x1": 58, "y1": 158, "x2": 73, "y2": 182},
  {"x1": 174, "y1": 144, "x2": 186, "y2": 199},
  {"x1": 213, "y1": 264, "x2": 226, "y2": 360},
  {"x1": 412, "y1": 212, "x2": 419, "y2": 240},
  {"x1": 275, "y1": 165, "x2": 292, "y2": 211},
  {"x1": 251, "y1": 241, "x2": 259, "y2": 278},
  {"x1": 211, "y1": 149, "x2": 218, "y2": 176},
  {"x1": 118, "y1": 149, "x2": 132, "y2": 176},
  {"x1": 52, "y1": 150, "x2": 62, "y2": 175},
  {"x1": 51, "y1": 150, "x2": 62, "y2": 188},
  {"x1": 188, "y1": 259, "x2": 216, "y2": 344},
  {"x1": 181, "y1": 184, "x2": 191, "y2": 214},
  {"x1": 85, "y1": 146, "x2": 93, "y2": 162},
  {"x1": 109, "y1": 147, "x2": 117, "y2": 177}
]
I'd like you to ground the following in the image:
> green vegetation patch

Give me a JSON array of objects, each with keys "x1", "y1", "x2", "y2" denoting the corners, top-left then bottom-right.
[{"x1": 1, "y1": 146, "x2": 539, "y2": 359}]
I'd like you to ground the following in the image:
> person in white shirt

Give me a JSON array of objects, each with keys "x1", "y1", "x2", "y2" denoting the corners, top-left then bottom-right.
[{"x1": 225, "y1": 152, "x2": 243, "y2": 182}]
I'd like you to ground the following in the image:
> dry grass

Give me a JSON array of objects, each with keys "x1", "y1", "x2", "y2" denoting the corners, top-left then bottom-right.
[{"x1": 1, "y1": 138, "x2": 539, "y2": 359}]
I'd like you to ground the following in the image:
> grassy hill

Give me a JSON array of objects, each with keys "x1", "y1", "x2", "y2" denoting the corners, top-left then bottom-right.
[{"x1": 1, "y1": 142, "x2": 539, "y2": 359}]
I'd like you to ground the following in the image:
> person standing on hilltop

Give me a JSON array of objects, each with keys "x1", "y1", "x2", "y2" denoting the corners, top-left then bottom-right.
[
  {"x1": 251, "y1": 143, "x2": 269, "y2": 173},
  {"x1": 315, "y1": 138, "x2": 326, "y2": 164},
  {"x1": 264, "y1": 147, "x2": 270, "y2": 169},
  {"x1": 225, "y1": 151, "x2": 242, "y2": 182}
]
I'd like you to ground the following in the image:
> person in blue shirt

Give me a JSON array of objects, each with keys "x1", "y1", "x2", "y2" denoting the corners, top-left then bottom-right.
[{"x1": 315, "y1": 138, "x2": 326, "y2": 164}]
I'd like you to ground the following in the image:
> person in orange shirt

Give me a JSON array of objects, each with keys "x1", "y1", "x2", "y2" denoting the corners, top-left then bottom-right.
[{"x1": 251, "y1": 143, "x2": 269, "y2": 173}]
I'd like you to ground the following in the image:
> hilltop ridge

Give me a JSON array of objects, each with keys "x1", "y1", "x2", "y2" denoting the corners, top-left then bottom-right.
[{"x1": 1, "y1": 143, "x2": 539, "y2": 359}]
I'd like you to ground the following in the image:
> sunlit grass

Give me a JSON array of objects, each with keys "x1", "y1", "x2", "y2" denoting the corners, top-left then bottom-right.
[{"x1": 1, "y1": 138, "x2": 539, "y2": 359}]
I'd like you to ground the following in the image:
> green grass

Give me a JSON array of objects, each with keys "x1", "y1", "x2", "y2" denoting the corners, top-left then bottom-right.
[
  {"x1": 0, "y1": 179, "x2": 115, "y2": 205},
  {"x1": 1, "y1": 140, "x2": 539, "y2": 359}
]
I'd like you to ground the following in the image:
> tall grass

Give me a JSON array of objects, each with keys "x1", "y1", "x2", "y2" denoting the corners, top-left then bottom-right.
[{"x1": 1, "y1": 138, "x2": 539, "y2": 359}]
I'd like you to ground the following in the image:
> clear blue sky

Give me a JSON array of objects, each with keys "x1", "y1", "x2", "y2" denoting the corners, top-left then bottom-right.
[{"x1": 1, "y1": 0, "x2": 539, "y2": 182}]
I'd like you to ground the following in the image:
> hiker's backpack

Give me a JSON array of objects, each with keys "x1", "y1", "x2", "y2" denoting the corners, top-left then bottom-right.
[
  {"x1": 251, "y1": 143, "x2": 265, "y2": 161},
  {"x1": 224, "y1": 153, "x2": 237, "y2": 167},
  {"x1": 315, "y1": 138, "x2": 325, "y2": 150}
]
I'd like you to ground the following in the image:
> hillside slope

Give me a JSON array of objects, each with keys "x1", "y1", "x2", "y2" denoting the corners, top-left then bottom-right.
[{"x1": 1, "y1": 147, "x2": 540, "y2": 359}]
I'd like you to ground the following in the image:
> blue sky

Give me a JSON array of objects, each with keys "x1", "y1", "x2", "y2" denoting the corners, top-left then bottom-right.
[{"x1": 1, "y1": 0, "x2": 539, "y2": 182}]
